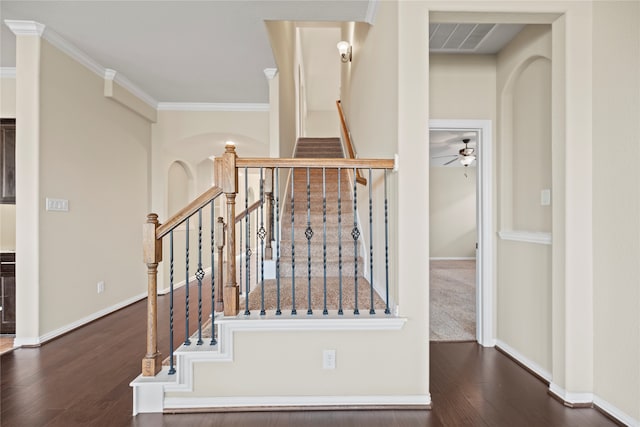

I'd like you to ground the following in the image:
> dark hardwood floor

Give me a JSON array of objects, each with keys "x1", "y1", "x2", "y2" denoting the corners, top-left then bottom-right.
[{"x1": 1, "y1": 284, "x2": 619, "y2": 426}]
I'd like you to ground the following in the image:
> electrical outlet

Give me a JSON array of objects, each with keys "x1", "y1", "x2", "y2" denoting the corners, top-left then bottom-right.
[
  {"x1": 97, "y1": 281, "x2": 105, "y2": 294},
  {"x1": 46, "y1": 198, "x2": 69, "y2": 212},
  {"x1": 323, "y1": 349, "x2": 336, "y2": 369}
]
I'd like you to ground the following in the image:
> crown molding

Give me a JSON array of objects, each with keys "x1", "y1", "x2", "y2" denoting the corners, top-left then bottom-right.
[
  {"x1": 5, "y1": 20, "x2": 158, "y2": 109},
  {"x1": 0, "y1": 67, "x2": 16, "y2": 78},
  {"x1": 157, "y1": 103, "x2": 269, "y2": 112},
  {"x1": 365, "y1": 0, "x2": 379, "y2": 24},
  {"x1": 263, "y1": 68, "x2": 278, "y2": 80},
  {"x1": 4, "y1": 20, "x2": 45, "y2": 36}
]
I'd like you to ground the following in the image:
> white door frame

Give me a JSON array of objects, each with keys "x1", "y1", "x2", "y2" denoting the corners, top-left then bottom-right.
[{"x1": 429, "y1": 119, "x2": 495, "y2": 347}]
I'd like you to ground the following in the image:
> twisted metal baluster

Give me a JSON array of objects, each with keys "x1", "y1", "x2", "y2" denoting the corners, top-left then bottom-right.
[
  {"x1": 291, "y1": 168, "x2": 297, "y2": 315},
  {"x1": 368, "y1": 168, "x2": 375, "y2": 315},
  {"x1": 210, "y1": 200, "x2": 217, "y2": 344},
  {"x1": 168, "y1": 231, "x2": 175, "y2": 374},
  {"x1": 184, "y1": 218, "x2": 191, "y2": 345},
  {"x1": 259, "y1": 167, "x2": 266, "y2": 316},
  {"x1": 275, "y1": 167, "x2": 282, "y2": 316},
  {"x1": 322, "y1": 168, "x2": 328, "y2": 315},
  {"x1": 306, "y1": 167, "x2": 313, "y2": 315},
  {"x1": 244, "y1": 167, "x2": 251, "y2": 316},
  {"x1": 384, "y1": 170, "x2": 391, "y2": 314},
  {"x1": 196, "y1": 209, "x2": 204, "y2": 344},
  {"x1": 352, "y1": 168, "x2": 360, "y2": 315},
  {"x1": 338, "y1": 168, "x2": 343, "y2": 315}
]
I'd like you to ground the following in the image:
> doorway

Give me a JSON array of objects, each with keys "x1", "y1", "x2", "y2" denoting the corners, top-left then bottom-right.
[{"x1": 429, "y1": 119, "x2": 493, "y2": 347}]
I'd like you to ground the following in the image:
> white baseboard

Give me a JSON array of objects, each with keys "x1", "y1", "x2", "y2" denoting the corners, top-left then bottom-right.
[
  {"x1": 163, "y1": 394, "x2": 432, "y2": 412},
  {"x1": 19, "y1": 292, "x2": 147, "y2": 346},
  {"x1": 548, "y1": 382, "x2": 593, "y2": 405},
  {"x1": 429, "y1": 257, "x2": 476, "y2": 261},
  {"x1": 593, "y1": 394, "x2": 639, "y2": 427},
  {"x1": 495, "y1": 339, "x2": 552, "y2": 383}
]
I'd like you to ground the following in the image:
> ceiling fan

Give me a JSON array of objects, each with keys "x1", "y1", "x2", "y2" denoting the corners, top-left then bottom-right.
[{"x1": 432, "y1": 138, "x2": 477, "y2": 167}]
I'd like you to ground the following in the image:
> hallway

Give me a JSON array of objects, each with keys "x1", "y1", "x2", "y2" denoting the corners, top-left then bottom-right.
[{"x1": 0, "y1": 289, "x2": 618, "y2": 426}]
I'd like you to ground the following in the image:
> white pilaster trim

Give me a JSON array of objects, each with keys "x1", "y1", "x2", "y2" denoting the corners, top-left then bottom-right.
[
  {"x1": 593, "y1": 395, "x2": 640, "y2": 427},
  {"x1": 495, "y1": 339, "x2": 552, "y2": 383},
  {"x1": 548, "y1": 382, "x2": 593, "y2": 405},
  {"x1": 263, "y1": 68, "x2": 278, "y2": 80},
  {"x1": 4, "y1": 20, "x2": 45, "y2": 36},
  {"x1": 498, "y1": 230, "x2": 552, "y2": 245},
  {"x1": 0, "y1": 67, "x2": 17, "y2": 78},
  {"x1": 156, "y1": 102, "x2": 269, "y2": 112}
]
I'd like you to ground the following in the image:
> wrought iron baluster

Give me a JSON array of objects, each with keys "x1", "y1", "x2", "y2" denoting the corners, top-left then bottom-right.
[
  {"x1": 352, "y1": 168, "x2": 360, "y2": 315},
  {"x1": 322, "y1": 168, "x2": 328, "y2": 315},
  {"x1": 275, "y1": 167, "x2": 282, "y2": 316},
  {"x1": 291, "y1": 168, "x2": 297, "y2": 315},
  {"x1": 384, "y1": 170, "x2": 391, "y2": 314},
  {"x1": 244, "y1": 167, "x2": 251, "y2": 315},
  {"x1": 210, "y1": 200, "x2": 217, "y2": 344},
  {"x1": 184, "y1": 217, "x2": 191, "y2": 345},
  {"x1": 196, "y1": 209, "x2": 204, "y2": 344},
  {"x1": 368, "y1": 168, "x2": 375, "y2": 315},
  {"x1": 259, "y1": 167, "x2": 266, "y2": 315},
  {"x1": 168, "y1": 231, "x2": 175, "y2": 374},
  {"x1": 306, "y1": 167, "x2": 313, "y2": 315},
  {"x1": 338, "y1": 168, "x2": 343, "y2": 315}
]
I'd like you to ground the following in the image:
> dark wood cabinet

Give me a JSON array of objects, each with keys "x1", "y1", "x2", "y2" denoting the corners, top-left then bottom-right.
[
  {"x1": 1, "y1": 119, "x2": 16, "y2": 204},
  {"x1": 1, "y1": 252, "x2": 15, "y2": 334}
]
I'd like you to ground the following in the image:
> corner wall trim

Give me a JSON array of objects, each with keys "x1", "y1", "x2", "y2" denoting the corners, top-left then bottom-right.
[{"x1": 498, "y1": 230, "x2": 552, "y2": 245}]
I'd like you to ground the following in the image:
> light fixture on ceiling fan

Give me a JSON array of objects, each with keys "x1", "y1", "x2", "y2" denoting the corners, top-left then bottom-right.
[{"x1": 432, "y1": 138, "x2": 476, "y2": 167}]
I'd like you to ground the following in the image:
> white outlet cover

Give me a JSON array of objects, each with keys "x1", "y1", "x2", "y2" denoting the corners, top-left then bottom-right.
[
  {"x1": 541, "y1": 189, "x2": 551, "y2": 206},
  {"x1": 322, "y1": 349, "x2": 336, "y2": 369}
]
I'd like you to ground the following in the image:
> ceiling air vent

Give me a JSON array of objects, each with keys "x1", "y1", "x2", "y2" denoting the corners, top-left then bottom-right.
[{"x1": 430, "y1": 23, "x2": 496, "y2": 52}]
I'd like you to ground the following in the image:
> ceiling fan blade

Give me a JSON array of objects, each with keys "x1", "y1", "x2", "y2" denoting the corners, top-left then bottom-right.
[
  {"x1": 432, "y1": 154, "x2": 458, "y2": 159},
  {"x1": 444, "y1": 157, "x2": 459, "y2": 166}
]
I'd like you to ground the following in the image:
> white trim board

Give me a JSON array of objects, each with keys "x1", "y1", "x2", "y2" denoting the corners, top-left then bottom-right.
[
  {"x1": 498, "y1": 230, "x2": 552, "y2": 245},
  {"x1": 157, "y1": 103, "x2": 269, "y2": 112},
  {"x1": 593, "y1": 395, "x2": 640, "y2": 427},
  {"x1": 495, "y1": 339, "x2": 552, "y2": 383},
  {"x1": 16, "y1": 292, "x2": 147, "y2": 347},
  {"x1": 0, "y1": 67, "x2": 16, "y2": 78},
  {"x1": 429, "y1": 119, "x2": 494, "y2": 347},
  {"x1": 430, "y1": 257, "x2": 476, "y2": 261}
]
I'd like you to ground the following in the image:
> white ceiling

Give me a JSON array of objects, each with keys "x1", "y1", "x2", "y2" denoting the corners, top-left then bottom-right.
[
  {"x1": 430, "y1": 130, "x2": 478, "y2": 168},
  {"x1": 429, "y1": 23, "x2": 525, "y2": 54},
  {"x1": 0, "y1": 1, "x2": 372, "y2": 104}
]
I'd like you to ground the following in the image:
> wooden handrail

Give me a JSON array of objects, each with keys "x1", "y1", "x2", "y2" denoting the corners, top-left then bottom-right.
[
  {"x1": 236, "y1": 158, "x2": 394, "y2": 169},
  {"x1": 156, "y1": 185, "x2": 224, "y2": 239},
  {"x1": 235, "y1": 200, "x2": 262, "y2": 224},
  {"x1": 336, "y1": 100, "x2": 367, "y2": 185}
]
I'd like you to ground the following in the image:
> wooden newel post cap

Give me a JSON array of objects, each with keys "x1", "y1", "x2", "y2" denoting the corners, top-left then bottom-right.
[
  {"x1": 225, "y1": 143, "x2": 236, "y2": 154},
  {"x1": 146, "y1": 213, "x2": 159, "y2": 224}
]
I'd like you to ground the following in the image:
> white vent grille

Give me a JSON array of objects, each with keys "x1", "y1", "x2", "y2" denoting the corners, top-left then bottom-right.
[{"x1": 430, "y1": 23, "x2": 496, "y2": 51}]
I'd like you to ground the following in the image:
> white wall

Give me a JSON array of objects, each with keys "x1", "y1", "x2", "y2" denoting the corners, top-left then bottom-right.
[
  {"x1": 592, "y1": 1, "x2": 640, "y2": 421},
  {"x1": 305, "y1": 110, "x2": 340, "y2": 137},
  {"x1": 429, "y1": 167, "x2": 476, "y2": 258},
  {"x1": 496, "y1": 24, "x2": 553, "y2": 374}
]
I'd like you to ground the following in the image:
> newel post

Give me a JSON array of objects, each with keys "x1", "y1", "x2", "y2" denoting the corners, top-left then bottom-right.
[
  {"x1": 142, "y1": 213, "x2": 163, "y2": 376},
  {"x1": 220, "y1": 144, "x2": 239, "y2": 316},
  {"x1": 215, "y1": 216, "x2": 225, "y2": 313}
]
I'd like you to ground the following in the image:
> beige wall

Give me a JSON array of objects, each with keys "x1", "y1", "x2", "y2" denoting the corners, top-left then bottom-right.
[
  {"x1": 13, "y1": 34, "x2": 151, "y2": 341},
  {"x1": 496, "y1": 24, "x2": 553, "y2": 373},
  {"x1": 592, "y1": 0, "x2": 640, "y2": 420},
  {"x1": 429, "y1": 167, "x2": 476, "y2": 258},
  {"x1": 1, "y1": 77, "x2": 16, "y2": 252},
  {"x1": 305, "y1": 110, "x2": 340, "y2": 137}
]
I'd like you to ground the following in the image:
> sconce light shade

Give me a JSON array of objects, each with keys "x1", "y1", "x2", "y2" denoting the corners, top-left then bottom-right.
[{"x1": 337, "y1": 41, "x2": 352, "y2": 63}]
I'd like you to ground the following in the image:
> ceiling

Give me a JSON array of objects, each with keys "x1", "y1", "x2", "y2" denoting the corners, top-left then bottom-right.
[
  {"x1": 1, "y1": 1, "x2": 525, "y2": 106},
  {"x1": 0, "y1": 1, "x2": 372, "y2": 104},
  {"x1": 429, "y1": 23, "x2": 525, "y2": 54},
  {"x1": 430, "y1": 130, "x2": 478, "y2": 168}
]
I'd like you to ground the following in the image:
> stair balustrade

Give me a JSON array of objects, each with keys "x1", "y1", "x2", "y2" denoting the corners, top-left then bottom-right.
[{"x1": 141, "y1": 144, "x2": 394, "y2": 377}]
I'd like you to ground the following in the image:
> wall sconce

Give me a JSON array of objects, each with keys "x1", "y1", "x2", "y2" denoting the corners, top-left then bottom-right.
[{"x1": 337, "y1": 41, "x2": 352, "y2": 63}]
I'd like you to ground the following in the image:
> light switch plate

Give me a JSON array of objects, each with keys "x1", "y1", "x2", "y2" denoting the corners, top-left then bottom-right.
[
  {"x1": 541, "y1": 189, "x2": 551, "y2": 206},
  {"x1": 46, "y1": 198, "x2": 69, "y2": 212}
]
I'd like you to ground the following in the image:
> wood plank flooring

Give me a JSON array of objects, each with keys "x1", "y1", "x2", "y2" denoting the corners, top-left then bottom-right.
[{"x1": 1, "y1": 287, "x2": 620, "y2": 426}]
